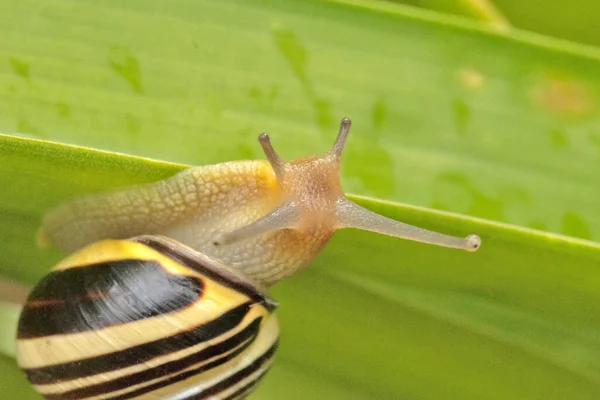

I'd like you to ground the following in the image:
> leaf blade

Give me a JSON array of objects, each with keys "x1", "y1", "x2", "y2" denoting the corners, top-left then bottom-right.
[{"x1": 1, "y1": 0, "x2": 600, "y2": 239}]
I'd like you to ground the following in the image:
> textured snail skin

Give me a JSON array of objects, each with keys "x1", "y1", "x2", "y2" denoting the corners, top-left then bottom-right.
[
  {"x1": 16, "y1": 236, "x2": 278, "y2": 400},
  {"x1": 37, "y1": 159, "x2": 325, "y2": 287}
]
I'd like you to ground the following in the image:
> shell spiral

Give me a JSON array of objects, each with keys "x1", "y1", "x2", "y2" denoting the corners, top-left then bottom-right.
[{"x1": 16, "y1": 236, "x2": 279, "y2": 400}]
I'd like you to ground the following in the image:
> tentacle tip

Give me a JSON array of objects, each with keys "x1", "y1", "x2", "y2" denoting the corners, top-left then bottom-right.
[
  {"x1": 258, "y1": 133, "x2": 269, "y2": 142},
  {"x1": 463, "y1": 234, "x2": 481, "y2": 252},
  {"x1": 330, "y1": 117, "x2": 353, "y2": 158}
]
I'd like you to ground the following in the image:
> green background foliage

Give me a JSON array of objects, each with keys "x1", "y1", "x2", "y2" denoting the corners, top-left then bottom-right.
[
  {"x1": 1, "y1": 0, "x2": 599, "y2": 398},
  {"x1": 406, "y1": 0, "x2": 600, "y2": 47}
]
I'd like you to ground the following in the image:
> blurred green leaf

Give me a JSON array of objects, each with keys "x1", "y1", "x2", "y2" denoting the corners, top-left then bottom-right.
[
  {"x1": 0, "y1": 355, "x2": 39, "y2": 398},
  {"x1": 0, "y1": 303, "x2": 19, "y2": 359},
  {"x1": 490, "y1": 0, "x2": 600, "y2": 47},
  {"x1": 2, "y1": 0, "x2": 600, "y2": 399},
  {"x1": 388, "y1": 0, "x2": 600, "y2": 48},
  {"x1": 388, "y1": 0, "x2": 511, "y2": 29},
  {"x1": 1, "y1": 0, "x2": 600, "y2": 241}
]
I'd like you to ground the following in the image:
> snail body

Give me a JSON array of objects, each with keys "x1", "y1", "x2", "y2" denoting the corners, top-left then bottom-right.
[
  {"x1": 17, "y1": 235, "x2": 278, "y2": 400},
  {"x1": 18, "y1": 118, "x2": 481, "y2": 399},
  {"x1": 37, "y1": 118, "x2": 480, "y2": 287}
]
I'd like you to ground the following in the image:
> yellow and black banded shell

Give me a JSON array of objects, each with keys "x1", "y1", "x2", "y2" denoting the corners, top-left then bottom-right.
[{"x1": 16, "y1": 235, "x2": 279, "y2": 400}]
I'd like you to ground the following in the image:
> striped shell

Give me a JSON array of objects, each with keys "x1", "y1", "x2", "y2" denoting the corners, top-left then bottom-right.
[{"x1": 16, "y1": 235, "x2": 279, "y2": 400}]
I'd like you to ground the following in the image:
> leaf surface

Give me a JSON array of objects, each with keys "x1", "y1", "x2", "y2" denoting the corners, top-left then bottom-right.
[
  {"x1": 1, "y1": 0, "x2": 600, "y2": 398},
  {"x1": 1, "y1": 136, "x2": 599, "y2": 399},
  {"x1": 1, "y1": 0, "x2": 600, "y2": 240}
]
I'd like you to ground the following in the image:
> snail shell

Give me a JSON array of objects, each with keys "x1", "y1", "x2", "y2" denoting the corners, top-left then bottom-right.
[{"x1": 16, "y1": 235, "x2": 278, "y2": 400}]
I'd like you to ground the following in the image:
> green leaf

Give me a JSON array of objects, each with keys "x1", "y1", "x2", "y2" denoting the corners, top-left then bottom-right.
[
  {"x1": 390, "y1": 0, "x2": 600, "y2": 49},
  {"x1": 0, "y1": 355, "x2": 39, "y2": 398},
  {"x1": 0, "y1": 303, "x2": 19, "y2": 359},
  {"x1": 2, "y1": 0, "x2": 600, "y2": 399},
  {"x1": 490, "y1": 0, "x2": 600, "y2": 47},
  {"x1": 1, "y1": 0, "x2": 600, "y2": 241},
  {"x1": 2, "y1": 135, "x2": 600, "y2": 399},
  {"x1": 389, "y1": 0, "x2": 511, "y2": 29}
]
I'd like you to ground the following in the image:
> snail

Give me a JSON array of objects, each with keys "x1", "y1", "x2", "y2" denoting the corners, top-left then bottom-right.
[{"x1": 16, "y1": 118, "x2": 481, "y2": 400}]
